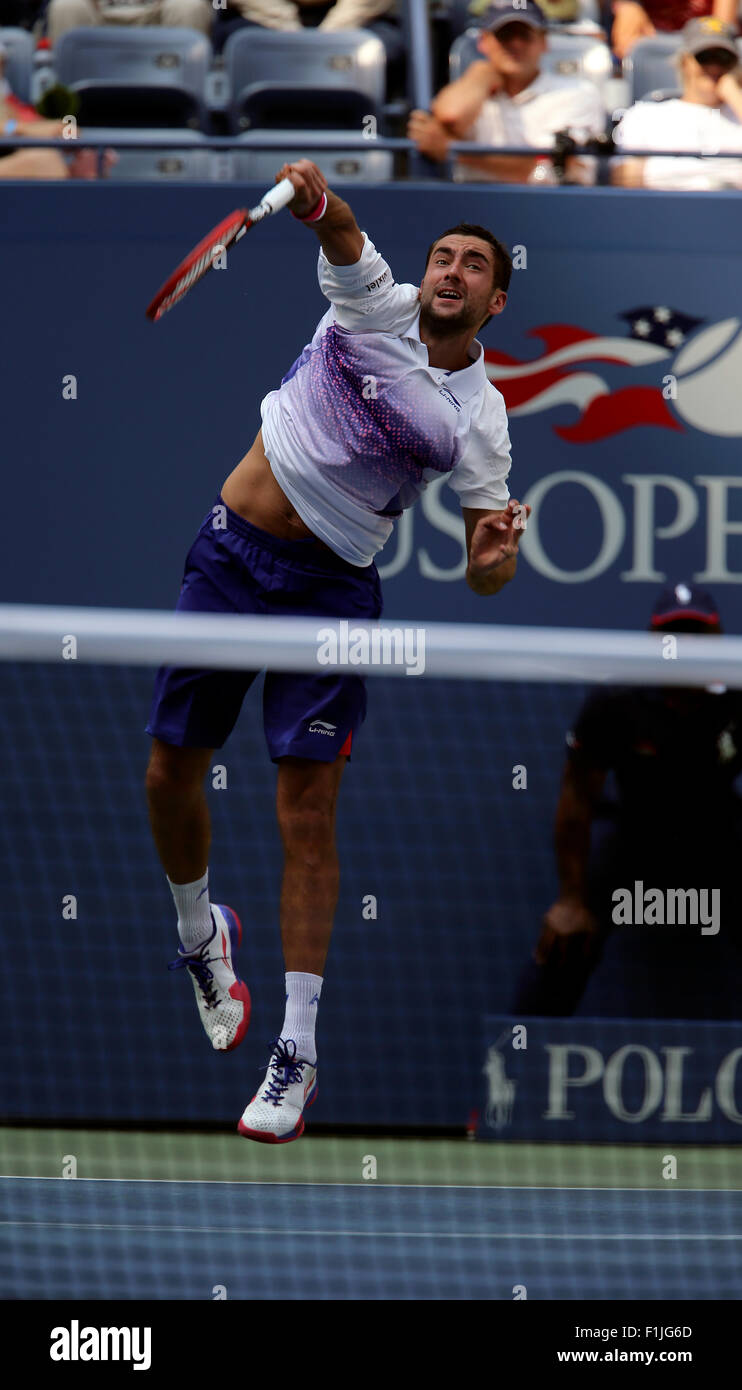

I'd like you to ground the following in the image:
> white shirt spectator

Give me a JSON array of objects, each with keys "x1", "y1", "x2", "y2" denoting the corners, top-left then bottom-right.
[
  {"x1": 614, "y1": 98, "x2": 742, "y2": 189},
  {"x1": 454, "y1": 71, "x2": 605, "y2": 181}
]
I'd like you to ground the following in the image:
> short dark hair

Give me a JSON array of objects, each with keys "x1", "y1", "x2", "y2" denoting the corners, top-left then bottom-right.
[{"x1": 424, "y1": 223, "x2": 512, "y2": 328}]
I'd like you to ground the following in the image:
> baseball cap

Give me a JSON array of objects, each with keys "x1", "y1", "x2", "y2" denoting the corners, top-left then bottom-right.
[
  {"x1": 649, "y1": 583, "x2": 721, "y2": 630},
  {"x1": 479, "y1": 1, "x2": 546, "y2": 35},
  {"x1": 680, "y1": 16, "x2": 739, "y2": 60}
]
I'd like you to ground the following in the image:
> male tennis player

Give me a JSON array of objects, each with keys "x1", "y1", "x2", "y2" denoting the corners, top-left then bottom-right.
[{"x1": 146, "y1": 159, "x2": 528, "y2": 1142}]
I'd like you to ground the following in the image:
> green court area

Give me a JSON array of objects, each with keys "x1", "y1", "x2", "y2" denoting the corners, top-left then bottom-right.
[{"x1": 3, "y1": 1128, "x2": 741, "y2": 1190}]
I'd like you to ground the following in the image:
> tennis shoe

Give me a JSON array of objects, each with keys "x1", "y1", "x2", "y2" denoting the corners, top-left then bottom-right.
[
  {"x1": 168, "y1": 904, "x2": 251, "y2": 1052},
  {"x1": 237, "y1": 1037, "x2": 318, "y2": 1143}
]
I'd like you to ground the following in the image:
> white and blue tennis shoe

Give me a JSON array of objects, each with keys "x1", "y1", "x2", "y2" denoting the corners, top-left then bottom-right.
[
  {"x1": 168, "y1": 904, "x2": 251, "y2": 1052},
  {"x1": 238, "y1": 1038, "x2": 318, "y2": 1143}
]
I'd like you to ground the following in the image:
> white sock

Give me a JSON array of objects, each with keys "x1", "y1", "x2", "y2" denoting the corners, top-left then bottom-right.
[
  {"x1": 281, "y1": 972, "x2": 323, "y2": 1065},
  {"x1": 168, "y1": 870, "x2": 212, "y2": 950}
]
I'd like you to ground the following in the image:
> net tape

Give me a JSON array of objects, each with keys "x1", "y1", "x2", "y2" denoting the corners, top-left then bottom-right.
[{"x1": 1, "y1": 604, "x2": 741, "y2": 687}]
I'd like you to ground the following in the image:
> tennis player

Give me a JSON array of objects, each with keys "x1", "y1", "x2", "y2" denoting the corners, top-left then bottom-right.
[{"x1": 146, "y1": 159, "x2": 529, "y2": 1142}]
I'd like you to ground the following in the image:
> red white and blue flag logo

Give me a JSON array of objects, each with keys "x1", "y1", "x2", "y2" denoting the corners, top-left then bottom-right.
[{"x1": 484, "y1": 310, "x2": 742, "y2": 441}]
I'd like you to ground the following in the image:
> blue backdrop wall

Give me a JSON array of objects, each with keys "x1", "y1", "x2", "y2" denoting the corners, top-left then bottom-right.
[{"x1": 1, "y1": 183, "x2": 741, "y2": 1127}]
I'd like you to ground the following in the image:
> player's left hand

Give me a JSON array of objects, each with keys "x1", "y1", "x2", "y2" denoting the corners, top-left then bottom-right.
[{"x1": 468, "y1": 499, "x2": 531, "y2": 577}]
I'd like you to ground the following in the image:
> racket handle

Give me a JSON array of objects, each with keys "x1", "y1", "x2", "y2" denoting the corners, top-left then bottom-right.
[{"x1": 248, "y1": 177, "x2": 296, "y2": 223}]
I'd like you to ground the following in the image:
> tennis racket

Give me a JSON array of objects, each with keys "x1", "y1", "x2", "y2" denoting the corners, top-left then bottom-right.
[{"x1": 145, "y1": 176, "x2": 296, "y2": 322}]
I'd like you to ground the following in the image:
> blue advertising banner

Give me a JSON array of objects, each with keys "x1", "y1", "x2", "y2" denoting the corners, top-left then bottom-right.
[
  {"x1": 1, "y1": 183, "x2": 741, "y2": 633},
  {"x1": 479, "y1": 1016, "x2": 742, "y2": 1143}
]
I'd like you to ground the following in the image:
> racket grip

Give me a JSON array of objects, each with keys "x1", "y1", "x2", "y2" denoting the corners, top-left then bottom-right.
[{"x1": 249, "y1": 177, "x2": 296, "y2": 222}]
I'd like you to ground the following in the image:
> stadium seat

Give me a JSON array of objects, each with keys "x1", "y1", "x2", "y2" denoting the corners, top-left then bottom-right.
[
  {"x1": 233, "y1": 133, "x2": 393, "y2": 183},
  {"x1": 79, "y1": 129, "x2": 213, "y2": 180},
  {"x1": 643, "y1": 88, "x2": 682, "y2": 103},
  {"x1": 622, "y1": 35, "x2": 684, "y2": 104},
  {"x1": 0, "y1": 25, "x2": 33, "y2": 102},
  {"x1": 450, "y1": 27, "x2": 612, "y2": 89},
  {"x1": 224, "y1": 29, "x2": 386, "y2": 135},
  {"x1": 54, "y1": 27, "x2": 211, "y2": 130}
]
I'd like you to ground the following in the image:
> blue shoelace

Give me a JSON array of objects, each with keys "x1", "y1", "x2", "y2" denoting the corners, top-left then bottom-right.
[
  {"x1": 261, "y1": 1038, "x2": 307, "y2": 1107},
  {"x1": 168, "y1": 945, "x2": 220, "y2": 1010}
]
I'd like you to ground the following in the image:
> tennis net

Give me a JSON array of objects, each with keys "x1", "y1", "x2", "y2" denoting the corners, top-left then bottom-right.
[{"x1": 1, "y1": 607, "x2": 741, "y2": 1301}]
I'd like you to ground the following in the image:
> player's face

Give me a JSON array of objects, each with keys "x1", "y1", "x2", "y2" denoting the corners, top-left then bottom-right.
[{"x1": 419, "y1": 237, "x2": 506, "y2": 335}]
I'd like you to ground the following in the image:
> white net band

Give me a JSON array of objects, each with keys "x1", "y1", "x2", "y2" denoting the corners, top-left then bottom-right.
[{"x1": 1, "y1": 604, "x2": 740, "y2": 686}]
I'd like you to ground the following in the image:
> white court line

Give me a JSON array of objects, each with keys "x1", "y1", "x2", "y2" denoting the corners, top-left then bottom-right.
[
  {"x1": 0, "y1": 1220, "x2": 740, "y2": 1240},
  {"x1": 1, "y1": 1175, "x2": 740, "y2": 1194}
]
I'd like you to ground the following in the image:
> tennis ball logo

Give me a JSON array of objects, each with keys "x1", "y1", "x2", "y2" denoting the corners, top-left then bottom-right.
[{"x1": 670, "y1": 318, "x2": 742, "y2": 437}]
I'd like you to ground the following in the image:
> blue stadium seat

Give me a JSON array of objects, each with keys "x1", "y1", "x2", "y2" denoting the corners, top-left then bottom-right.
[
  {"x1": 80, "y1": 129, "x2": 213, "y2": 180},
  {"x1": 233, "y1": 132, "x2": 393, "y2": 183},
  {"x1": 54, "y1": 27, "x2": 211, "y2": 129},
  {"x1": 622, "y1": 35, "x2": 683, "y2": 104},
  {"x1": 224, "y1": 29, "x2": 386, "y2": 135},
  {"x1": 0, "y1": 25, "x2": 34, "y2": 102},
  {"x1": 643, "y1": 88, "x2": 682, "y2": 103}
]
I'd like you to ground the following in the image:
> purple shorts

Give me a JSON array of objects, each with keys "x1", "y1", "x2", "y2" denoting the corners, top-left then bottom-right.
[{"x1": 146, "y1": 498, "x2": 382, "y2": 761}]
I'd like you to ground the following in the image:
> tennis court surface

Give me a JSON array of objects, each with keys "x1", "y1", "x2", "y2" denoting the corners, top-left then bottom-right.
[{"x1": 2, "y1": 1132, "x2": 741, "y2": 1300}]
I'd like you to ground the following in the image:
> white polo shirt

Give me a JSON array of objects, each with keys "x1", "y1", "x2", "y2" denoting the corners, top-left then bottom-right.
[
  {"x1": 613, "y1": 98, "x2": 742, "y2": 190},
  {"x1": 454, "y1": 70, "x2": 606, "y2": 181},
  {"x1": 260, "y1": 234, "x2": 512, "y2": 568}
]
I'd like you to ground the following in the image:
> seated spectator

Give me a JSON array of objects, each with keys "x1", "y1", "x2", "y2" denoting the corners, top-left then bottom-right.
[
  {"x1": 408, "y1": 0, "x2": 606, "y2": 183},
  {"x1": 613, "y1": 16, "x2": 742, "y2": 189},
  {"x1": 211, "y1": 0, "x2": 404, "y2": 75},
  {"x1": 611, "y1": 0, "x2": 737, "y2": 61},
  {"x1": 47, "y1": 0, "x2": 213, "y2": 45},
  {"x1": 0, "y1": 40, "x2": 115, "y2": 176}
]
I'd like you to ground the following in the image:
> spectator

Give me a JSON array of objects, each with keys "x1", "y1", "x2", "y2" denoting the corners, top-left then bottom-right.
[
  {"x1": 611, "y1": 0, "x2": 738, "y2": 61},
  {"x1": 613, "y1": 16, "x2": 742, "y2": 189},
  {"x1": 47, "y1": 0, "x2": 213, "y2": 46},
  {"x1": 408, "y1": 0, "x2": 606, "y2": 182},
  {"x1": 512, "y1": 584, "x2": 742, "y2": 1020},
  {"x1": 0, "y1": 40, "x2": 115, "y2": 176}
]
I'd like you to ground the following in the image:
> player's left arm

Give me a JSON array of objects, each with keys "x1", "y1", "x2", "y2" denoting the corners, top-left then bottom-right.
[{"x1": 463, "y1": 501, "x2": 530, "y2": 596}]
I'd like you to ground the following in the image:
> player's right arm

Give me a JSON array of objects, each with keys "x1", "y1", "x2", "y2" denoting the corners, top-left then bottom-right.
[
  {"x1": 277, "y1": 159, "x2": 364, "y2": 265},
  {"x1": 278, "y1": 158, "x2": 419, "y2": 335}
]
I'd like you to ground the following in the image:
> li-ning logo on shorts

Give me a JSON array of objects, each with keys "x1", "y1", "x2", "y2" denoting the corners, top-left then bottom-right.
[{"x1": 308, "y1": 720, "x2": 336, "y2": 736}]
